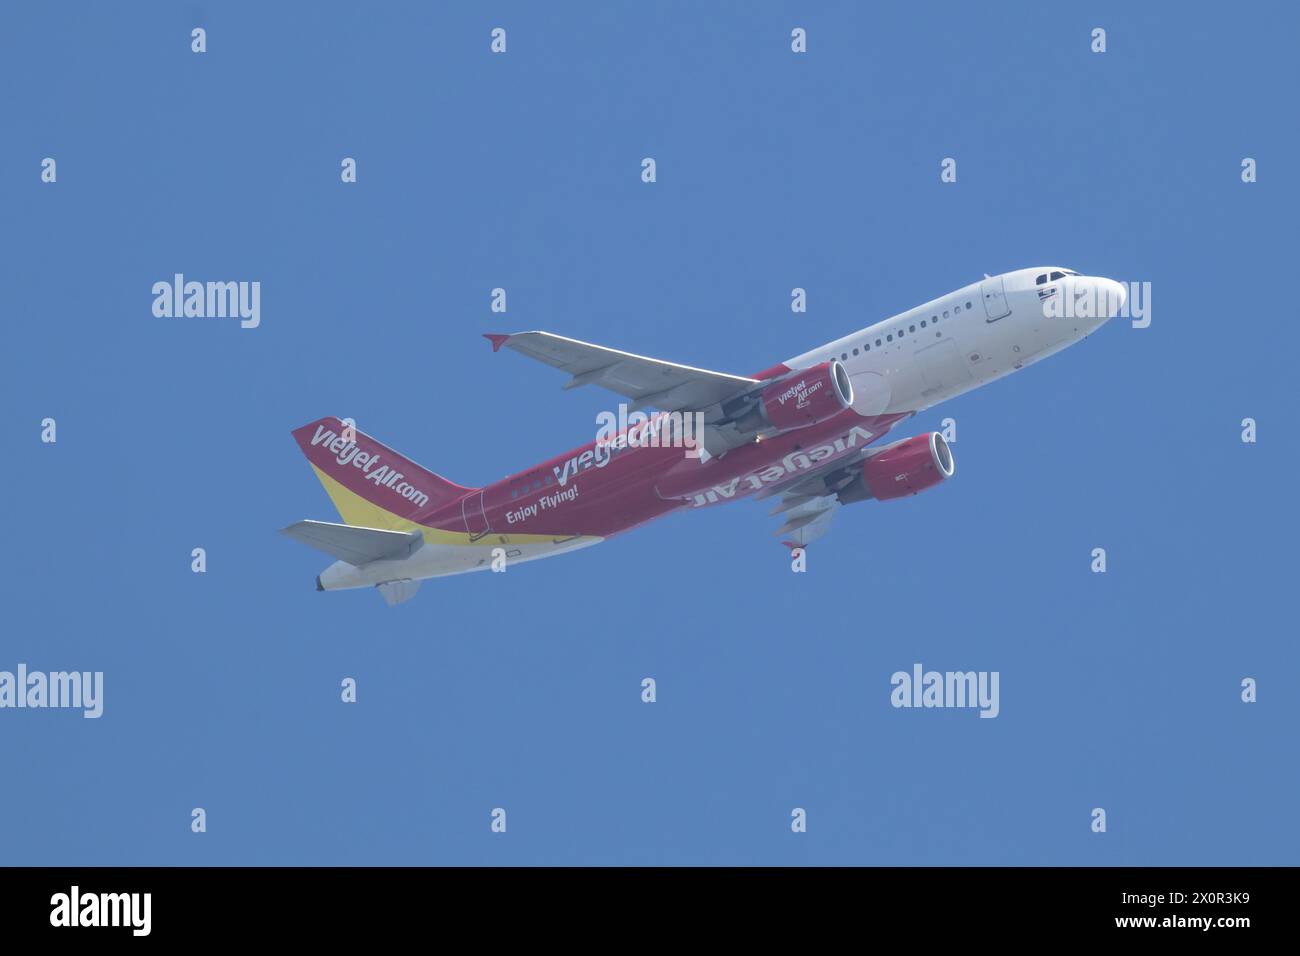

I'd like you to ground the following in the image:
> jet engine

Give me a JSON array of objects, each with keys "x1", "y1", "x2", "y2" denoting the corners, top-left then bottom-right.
[
  {"x1": 842, "y1": 431, "x2": 955, "y2": 502},
  {"x1": 733, "y1": 361, "x2": 854, "y2": 434}
]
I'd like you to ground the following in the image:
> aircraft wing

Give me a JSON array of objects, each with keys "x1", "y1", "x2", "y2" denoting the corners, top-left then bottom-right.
[
  {"x1": 761, "y1": 415, "x2": 907, "y2": 545},
  {"x1": 772, "y1": 495, "x2": 842, "y2": 548},
  {"x1": 484, "y1": 331, "x2": 760, "y2": 413},
  {"x1": 756, "y1": 418, "x2": 903, "y2": 503}
]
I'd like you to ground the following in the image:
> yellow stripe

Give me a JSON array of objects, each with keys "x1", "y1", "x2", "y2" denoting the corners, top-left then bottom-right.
[{"x1": 309, "y1": 465, "x2": 572, "y2": 547}]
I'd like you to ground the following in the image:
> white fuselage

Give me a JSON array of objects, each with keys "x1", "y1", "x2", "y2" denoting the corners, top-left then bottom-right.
[{"x1": 787, "y1": 267, "x2": 1126, "y2": 418}]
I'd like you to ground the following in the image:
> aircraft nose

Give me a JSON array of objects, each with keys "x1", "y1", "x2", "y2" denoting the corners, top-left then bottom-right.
[{"x1": 1096, "y1": 277, "x2": 1127, "y2": 318}]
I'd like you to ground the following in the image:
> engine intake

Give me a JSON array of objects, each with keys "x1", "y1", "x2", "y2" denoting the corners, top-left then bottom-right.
[{"x1": 859, "y1": 431, "x2": 955, "y2": 500}]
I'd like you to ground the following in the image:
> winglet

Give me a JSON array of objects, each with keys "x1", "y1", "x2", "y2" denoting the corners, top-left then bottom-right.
[{"x1": 483, "y1": 333, "x2": 510, "y2": 353}]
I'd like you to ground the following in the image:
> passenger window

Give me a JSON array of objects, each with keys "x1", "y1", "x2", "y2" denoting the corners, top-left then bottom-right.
[
  {"x1": 909, "y1": 325, "x2": 915, "y2": 333},
  {"x1": 965, "y1": 301, "x2": 972, "y2": 309},
  {"x1": 864, "y1": 343, "x2": 870, "y2": 351},
  {"x1": 852, "y1": 348, "x2": 859, "y2": 355},
  {"x1": 841, "y1": 352, "x2": 847, "y2": 360},
  {"x1": 534, "y1": 478, "x2": 543, "y2": 488},
  {"x1": 887, "y1": 334, "x2": 893, "y2": 342},
  {"x1": 875, "y1": 339, "x2": 882, "y2": 346},
  {"x1": 920, "y1": 320, "x2": 926, "y2": 328},
  {"x1": 932, "y1": 315, "x2": 938, "y2": 323}
]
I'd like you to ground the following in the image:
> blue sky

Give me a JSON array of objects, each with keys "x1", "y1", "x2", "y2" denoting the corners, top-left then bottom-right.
[{"x1": 2, "y1": 1, "x2": 1296, "y2": 865}]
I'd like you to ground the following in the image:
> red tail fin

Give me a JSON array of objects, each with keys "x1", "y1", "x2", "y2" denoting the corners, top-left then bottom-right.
[{"x1": 291, "y1": 417, "x2": 474, "y2": 525}]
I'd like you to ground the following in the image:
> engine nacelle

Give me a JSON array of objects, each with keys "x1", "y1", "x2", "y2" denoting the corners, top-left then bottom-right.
[
  {"x1": 860, "y1": 431, "x2": 954, "y2": 500},
  {"x1": 753, "y1": 361, "x2": 854, "y2": 432}
]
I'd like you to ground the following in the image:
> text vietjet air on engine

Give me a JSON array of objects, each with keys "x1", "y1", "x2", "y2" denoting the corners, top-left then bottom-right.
[{"x1": 283, "y1": 267, "x2": 1126, "y2": 605}]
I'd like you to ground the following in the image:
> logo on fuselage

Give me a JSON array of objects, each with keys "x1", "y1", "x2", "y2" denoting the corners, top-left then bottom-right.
[
  {"x1": 689, "y1": 424, "x2": 875, "y2": 507},
  {"x1": 554, "y1": 409, "x2": 707, "y2": 487},
  {"x1": 309, "y1": 425, "x2": 430, "y2": 509},
  {"x1": 776, "y1": 377, "x2": 824, "y2": 410}
]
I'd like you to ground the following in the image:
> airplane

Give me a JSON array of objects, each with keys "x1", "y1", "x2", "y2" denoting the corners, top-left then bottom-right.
[{"x1": 282, "y1": 267, "x2": 1127, "y2": 605}]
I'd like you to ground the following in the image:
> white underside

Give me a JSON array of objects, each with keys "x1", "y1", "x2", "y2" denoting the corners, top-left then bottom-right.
[{"x1": 317, "y1": 535, "x2": 604, "y2": 591}]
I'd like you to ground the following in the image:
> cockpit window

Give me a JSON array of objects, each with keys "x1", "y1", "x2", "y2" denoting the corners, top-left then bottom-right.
[
  {"x1": 1036, "y1": 274, "x2": 1047, "y2": 285},
  {"x1": 1049, "y1": 271, "x2": 1066, "y2": 281}
]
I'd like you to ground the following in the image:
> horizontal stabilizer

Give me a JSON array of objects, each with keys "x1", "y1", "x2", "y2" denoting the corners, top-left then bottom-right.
[
  {"x1": 281, "y1": 520, "x2": 424, "y2": 566},
  {"x1": 377, "y1": 579, "x2": 421, "y2": 606}
]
